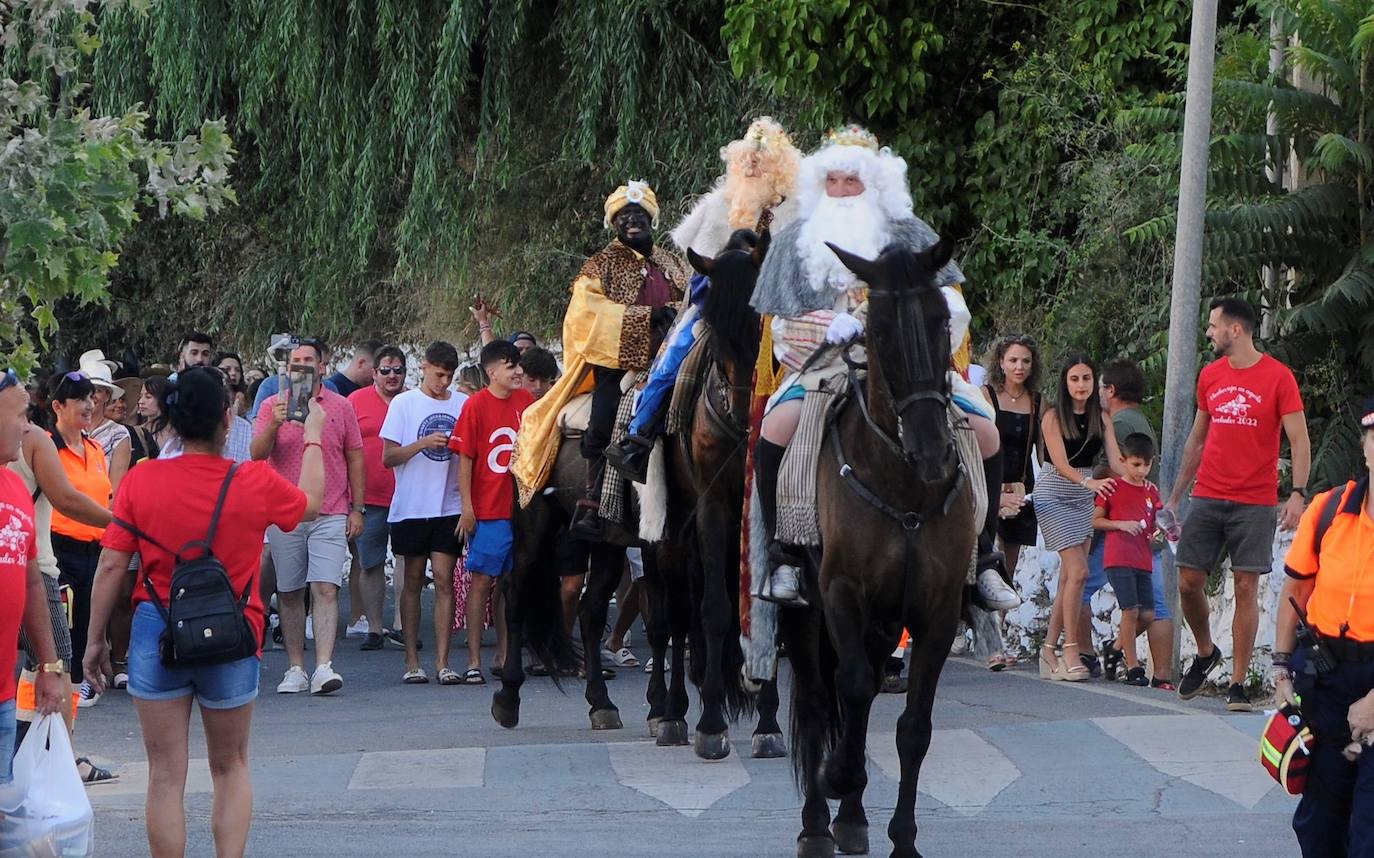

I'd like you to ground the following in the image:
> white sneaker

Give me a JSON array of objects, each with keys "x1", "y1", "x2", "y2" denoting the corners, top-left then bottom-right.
[
  {"x1": 310, "y1": 662, "x2": 343, "y2": 695},
  {"x1": 305, "y1": 617, "x2": 314, "y2": 640},
  {"x1": 976, "y1": 569, "x2": 1022, "y2": 611},
  {"x1": 112, "y1": 672, "x2": 129, "y2": 690},
  {"x1": 77, "y1": 680, "x2": 100, "y2": 708},
  {"x1": 276, "y1": 665, "x2": 309, "y2": 694},
  {"x1": 345, "y1": 617, "x2": 370, "y2": 638},
  {"x1": 768, "y1": 565, "x2": 808, "y2": 606}
]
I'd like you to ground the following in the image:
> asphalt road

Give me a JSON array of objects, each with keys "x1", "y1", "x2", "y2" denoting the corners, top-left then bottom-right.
[{"x1": 73, "y1": 588, "x2": 1298, "y2": 857}]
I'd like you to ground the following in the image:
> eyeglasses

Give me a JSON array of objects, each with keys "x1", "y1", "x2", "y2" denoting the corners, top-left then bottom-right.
[
  {"x1": 376, "y1": 367, "x2": 405, "y2": 376},
  {"x1": 0, "y1": 369, "x2": 18, "y2": 392}
]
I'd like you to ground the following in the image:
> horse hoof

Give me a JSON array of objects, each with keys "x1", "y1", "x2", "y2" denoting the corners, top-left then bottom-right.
[
  {"x1": 751, "y1": 732, "x2": 787, "y2": 759},
  {"x1": 590, "y1": 708, "x2": 623, "y2": 731},
  {"x1": 797, "y1": 835, "x2": 836, "y2": 858},
  {"x1": 656, "y1": 719, "x2": 689, "y2": 747},
  {"x1": 647, "y1": 717, "x2": 661, "y2": 738},
  {"x1": 693, "y1": 731, "x2": 731, "y2": 761},
  {"x1": 491, "y1": 698, "x2": 519, "y2": 730},
  {"x1": 831, "y1": 821, "x2": 869, "y2": 855}
]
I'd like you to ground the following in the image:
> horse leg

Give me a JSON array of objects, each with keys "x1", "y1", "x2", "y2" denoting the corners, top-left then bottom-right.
[
  {"x1": 581, "y1": 544, "x2": 623, "y2": 730},
  {"x1": 693, "y1": 507, "x2": 733, "y2": 760},
  {"x1": 492, "y1": 505, "x2": 547, "y2": 730},
  {"x1": 820, "y1": 578, "x2": 875, "y2": 801},
  {"x1": 491, "y1": 603, "x2": 527, "y2": 730},
  {"x1": 642, "y1": 552, "x2": 671, "y2": 738},
  {"x1": 831, "y1": 629, "x2": 894, "y2": 855},
  {"x1": 660, "y1": 553, "x2": 693, "y2": 746},
  {"x1": 751, "y1": 675, "x2": 786, "y2": 759},
  {"x1": 887, "y1": 604, "x2": 960, "y2": 858},
  {"x1": 779, "y1": 600, "x2": 835, "y2": 858}
]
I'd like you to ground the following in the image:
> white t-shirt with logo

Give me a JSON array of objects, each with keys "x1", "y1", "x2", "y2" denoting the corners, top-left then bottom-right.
[{"x1": 380, "y1": 388, "x2": 467, "y2": 522}]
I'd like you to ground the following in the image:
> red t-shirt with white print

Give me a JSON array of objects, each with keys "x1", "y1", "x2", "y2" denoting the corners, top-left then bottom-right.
[
  {"x1": 448, "y1": 388, "x2": 535, "y2": 521},
  {"x1": 1194, "y1": 354, "x2": 1303, "y2": 507}
]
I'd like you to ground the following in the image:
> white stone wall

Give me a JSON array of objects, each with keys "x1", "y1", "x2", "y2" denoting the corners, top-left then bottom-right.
[{"x1": 994, "y1": 530, "x2": 1296, "y2": 689}]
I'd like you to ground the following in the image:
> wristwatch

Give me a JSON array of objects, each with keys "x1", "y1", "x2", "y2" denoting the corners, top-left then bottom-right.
[
  {"x1": 39, "y1": 660, "x2": 65, "y2": 674},
  {"x1": 351, "y1": 504, "x2": 365, "y2": 515},
  {"x1": 1292, "y1": 486, "x2": 1309, "y2": 500}
]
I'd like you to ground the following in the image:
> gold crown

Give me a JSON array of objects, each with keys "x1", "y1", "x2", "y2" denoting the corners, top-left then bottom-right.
[
  {"x1": 824, "y1": 124, "x2": 880, "y2": 150},
  {"x1": 744, "y1": 116, "x2": 793, "y2": 151}
]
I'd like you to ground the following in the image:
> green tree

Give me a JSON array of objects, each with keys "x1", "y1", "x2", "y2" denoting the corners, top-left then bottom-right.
[{"x1": 1, "y1": 0, "x2": 234, "y2": 374}]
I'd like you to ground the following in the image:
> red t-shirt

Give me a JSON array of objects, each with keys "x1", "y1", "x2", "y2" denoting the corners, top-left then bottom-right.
[
  {"x1": 448, "y1": 387, "x2": 534, "y2": 520},
  {"x1": 348, "y1": 385, "x2": 396, "y2": 508},
  {"x1": 102, "y1": 455, "x2": 307, "y2": 654},
  {"x1": 0, "y1": 468, "x2": 38, "y2": 704},
  {"x1": 1095, "y1": 478, "x2": 1162, "y2": 572},
  {"x1": 1194, "y1": 354, "x2": 1303, "y2": 506}
]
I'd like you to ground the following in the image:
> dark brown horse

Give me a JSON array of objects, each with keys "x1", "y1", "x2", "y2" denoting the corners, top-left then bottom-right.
[
  {"x1": 780, "y1": 238, "x2": 975, "y2": 858},
  {"x1": 645, "y1": 232, "x2": 785, "y2": 760}
]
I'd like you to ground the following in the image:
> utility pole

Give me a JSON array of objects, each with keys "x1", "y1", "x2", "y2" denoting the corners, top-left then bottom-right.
[{"x1": 1161, "y1": 0, "x2": 1220, "y2": 672}]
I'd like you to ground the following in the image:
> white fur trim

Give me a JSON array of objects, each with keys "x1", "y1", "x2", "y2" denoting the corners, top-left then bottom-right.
[{"x1": 634, "y1": 439, "x2": 669, "y2": 543}]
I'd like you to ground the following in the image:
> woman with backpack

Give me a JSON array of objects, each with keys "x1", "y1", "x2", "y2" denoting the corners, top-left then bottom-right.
[{"x1": 81, "y1": 368, "x2": 326, "y2": 857}]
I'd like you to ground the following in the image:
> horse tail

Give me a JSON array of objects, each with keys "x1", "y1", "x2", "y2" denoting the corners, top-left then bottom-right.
[
  {"x1": 510, "y1": 500, "x2": 578, "y2": 687},
  {"x1": 784, "y1": 600, "x2": 841, "y2": 791},
  {"x1": 720, "y1": 569, "x2": 756, "y2": 722}
]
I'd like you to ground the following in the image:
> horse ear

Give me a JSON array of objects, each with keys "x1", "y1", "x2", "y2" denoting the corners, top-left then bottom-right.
[
  {"x1": 927, "y1": 237, "x2": 955, "y2": 273},
  {"x1": 824, "y1": 242, "x2": 880, "y2": 284},
  {"x1": 687, "y1": 247, "x2": 713, "y2": 277},
  {"x1": 752, "y1": 227, "x2": 772, "y2": 268}
]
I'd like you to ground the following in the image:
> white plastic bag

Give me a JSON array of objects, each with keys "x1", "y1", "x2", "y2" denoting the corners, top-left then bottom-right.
[{"x1": 0, "y1": 714, "x2": 94, "y2": 857}]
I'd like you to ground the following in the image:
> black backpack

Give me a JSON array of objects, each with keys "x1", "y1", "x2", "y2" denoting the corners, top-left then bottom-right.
[{"x1": 112, "y1": 463, "x2": 258, "y2": 668}]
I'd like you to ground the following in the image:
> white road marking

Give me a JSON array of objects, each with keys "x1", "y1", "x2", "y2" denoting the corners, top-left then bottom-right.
[
  {"x1": 88, "y1": 758, "x2": 213, "y2": 799},
  {"x1": 868, "y1": 729, "x2": 1022, "y2": 815},
  {"x1": 1094, "y1": 714, "x2": 1278, "y2": 808},
  {"x1": 948, "y1": 656, "x2": 1204, "y2": 716},
  {"x1": 607, "y1": 741, "x2": 750, "y2": 818},
  {"x1": 348, "y1": 747, "x2": 486, "y2": 790}
]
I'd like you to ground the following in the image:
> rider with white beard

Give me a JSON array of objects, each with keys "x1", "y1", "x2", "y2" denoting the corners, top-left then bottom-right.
[{"x1": 749, "y1": 126, "x2": 1021, "y2": 611}]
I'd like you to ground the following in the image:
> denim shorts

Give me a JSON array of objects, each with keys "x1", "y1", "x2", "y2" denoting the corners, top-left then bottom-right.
[
  {"x1": 1083, "y1": 534, "x2": 1171, "y2": 620},
  {"x1": 0, "y1": 697, "x2": 14, "y2": 784},
  {"x1": 354, "y1": 504, "x2": 392, "y2": 569},
  {"x1": 466, "y1": 519, "x2": 513, "y2": 576},
  {"x1": 1176, "y1": 497, "x2": 1278, "y2": 574},
  {"x1": 128, "y1": 602, "x2": 260, "y2": 710}
]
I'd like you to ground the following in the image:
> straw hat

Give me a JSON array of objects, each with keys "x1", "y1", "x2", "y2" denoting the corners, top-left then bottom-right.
[{"x1": 112, "y1": 377, "x2": 143, "y2": 407}]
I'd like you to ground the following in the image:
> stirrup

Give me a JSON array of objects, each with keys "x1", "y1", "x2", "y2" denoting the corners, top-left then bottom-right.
[
  {"x1": 606, "y1": 434, "x2": 653, "y2": 484},
  {"x1": 758, "y1": 546, "x2": 809, "y2": 608}
]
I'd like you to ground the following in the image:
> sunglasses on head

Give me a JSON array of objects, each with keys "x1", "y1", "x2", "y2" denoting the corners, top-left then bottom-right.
[
  {"x1": 0, "y1": 369, "x2": 18, "y2": 392},
  {"x1": 376, "y1": 366, "x2": 405, "y2": 376}
]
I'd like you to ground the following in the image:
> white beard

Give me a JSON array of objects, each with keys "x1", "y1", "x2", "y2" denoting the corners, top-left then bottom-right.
[{"x1": 797, "y1": 191, "x2": 890, "y2": 293}]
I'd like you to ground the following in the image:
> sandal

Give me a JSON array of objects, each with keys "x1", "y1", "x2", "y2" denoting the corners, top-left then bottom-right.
[
  {"x1": 1038, "y1": 645, "x2": 1063, "y2": 681},
  {"x1": 462, "y1": 668, "x2": 486, "y2": 685},
  {"x1": 1150, "y1": 677, "x2": 1177, "y2": 692},
  {"x1": 1101, "y1": 638, "x2": 1125, "y2": 681},
  {"x1": 402, "y1": 668, "x2": 429, "y2": 684},
  {"x1": 987, "y1": 654, "x2": 1009, "y2": 672},
  {"x1": 608, "y1": 647, "x2": 640, "y2": 668},
  {"x1": 1059, "y1": 642, "x2": 1091, "y2": 682},
  {"x1": 488, "y1": 664, "x2": 505, "y2": 679},
  {"x1": 75, "y1": 757, "x2": 118, "y2": 785},
  {"x1": 437, "y1": 668, "x2": 462, "y2": 686},
  {"x1": 527, "y1": 662, "x2": 549, "y2": 677}
]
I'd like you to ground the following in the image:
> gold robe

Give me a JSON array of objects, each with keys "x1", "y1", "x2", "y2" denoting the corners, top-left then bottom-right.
[{"x1": 513, "y1": 241, "x2": 691, "y2": 504}]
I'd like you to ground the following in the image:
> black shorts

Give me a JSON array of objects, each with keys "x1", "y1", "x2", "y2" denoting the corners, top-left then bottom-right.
[
  {"x1": 557, "y1": 533, "x2": 590, "y2": 578},
  {"x1": 390, "y1": 515, "x2": 462, "y2": 558},
  {"x1": 1176, "y1": 497, "x2": 1278, "y2": 574}
]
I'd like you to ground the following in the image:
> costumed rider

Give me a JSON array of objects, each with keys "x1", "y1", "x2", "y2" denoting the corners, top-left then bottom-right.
[
  {"x1": 748, "y1": 125, "x2": 1021, "y2": 611},
  {"x1": 510, "y1": 181, "x2": 691, "y2": 540},
  {"x1": 607, "y1": 117, "x2": 802, "y2": 483},
  {"x1": 1272, "y1": 396, "x2": 1374, "y2": 855}
]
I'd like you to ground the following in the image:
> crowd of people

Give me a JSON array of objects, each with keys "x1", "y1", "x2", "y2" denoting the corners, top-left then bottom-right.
[{"x1": 1, "y1": 114, "x2": 1370, "y2": 858}]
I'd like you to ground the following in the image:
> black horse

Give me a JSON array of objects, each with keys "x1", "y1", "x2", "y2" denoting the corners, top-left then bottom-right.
[
  {"x1": 644, "y1": 231, "x2": 785, "y2": 760},
  {"x1": 780, "y1": 238, "x2": 976, "y2": 858}
]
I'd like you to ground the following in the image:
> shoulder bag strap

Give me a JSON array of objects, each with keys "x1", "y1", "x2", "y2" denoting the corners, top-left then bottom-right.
[
  {"x1": 1314, "y1": 483, "x2": 1348, "y2": 559},
  {"x1": 109, "y1": 514, "x2": 177, "y2": 626},
  {"x1": 203, "y1": 462, "x2": 240, "y2": 551}
]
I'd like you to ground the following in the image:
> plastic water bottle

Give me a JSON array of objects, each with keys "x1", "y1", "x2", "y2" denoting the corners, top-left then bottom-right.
[{"x1": 1157, "y1": 507, "x2": 1182, "y2": 542}]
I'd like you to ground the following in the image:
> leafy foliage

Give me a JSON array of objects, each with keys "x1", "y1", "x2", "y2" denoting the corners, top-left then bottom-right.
[{"x1": 0, "y1": 0, "x2": 234, "y2": 374}]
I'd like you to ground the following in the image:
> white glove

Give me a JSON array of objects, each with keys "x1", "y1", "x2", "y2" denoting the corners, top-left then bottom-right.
[{"x1": 825, "y1": 312, "x2": 864, "y2": 344}]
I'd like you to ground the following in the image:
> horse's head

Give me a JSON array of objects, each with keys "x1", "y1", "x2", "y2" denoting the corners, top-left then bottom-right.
[
  {"x1": 826, "y1": 238, "x2": 955, "y2": 481},
  {"x1": 686, "y1": 228, "x2": 768, "y2": 376}
]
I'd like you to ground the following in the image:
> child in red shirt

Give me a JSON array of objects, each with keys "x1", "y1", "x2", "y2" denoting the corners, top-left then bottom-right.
[
  {"x1": 448, "y1": 341, "x2": 534, "y2": 681},
  {"x1": 1093, "y1": 433, "x2": 1163, "y2": 686}
]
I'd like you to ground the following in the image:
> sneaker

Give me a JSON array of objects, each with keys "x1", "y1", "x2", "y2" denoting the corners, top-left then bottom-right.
[
  {"x1": 1124, "y1": 666, "x2": 1149, "y2": 687},
  {"x1": 345, "y1": 617, "x2": 370, "y2": 638},
  {"x1": 360, "y1": 632, "x2": 385, "y2": 651},
  {"x1": 276, "y1": 665, "x2": 309, "y2": 694},
  {"x1": 311, "y1": 662, "x2": 343, "y2": 695},
  {"x1": 1177, "y1": 645, "x2": 1222, "y2": 700},
  {"x1": 384, "y1": 628, "x2": 421, "y2": 650},
  {"x1": 1225, "y1": 683, "x2": 1252, "y2": 712},
  {"x1": 305, "y1": 617, "x2": 314, "y2": 640},
  {"x1": 766, "y1": 564, "x2": 808, "y2": 607},
  {"x1": 76, "y1": 681, "x2": 100, "y2": 708},
  {"x1": 974, "y1": 568, "x2": 1021, "y2": 611},
  {"x1": 112, "y1": 672, "x2": 129, "y2": 690}
]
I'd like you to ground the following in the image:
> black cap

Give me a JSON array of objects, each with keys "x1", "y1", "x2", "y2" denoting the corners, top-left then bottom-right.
[{"x1": 508, "y1": 331, "x2": 536, "y2": 346}]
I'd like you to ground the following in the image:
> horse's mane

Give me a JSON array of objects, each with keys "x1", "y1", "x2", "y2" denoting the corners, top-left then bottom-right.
[{"x1": 699, "y1": 249, "x2": 763, "y2": 372}]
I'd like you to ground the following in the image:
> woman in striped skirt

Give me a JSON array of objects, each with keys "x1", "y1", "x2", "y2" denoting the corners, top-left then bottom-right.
[{"x1": 1037, "y1": 356, "x2": 1122, "y2": 682}]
